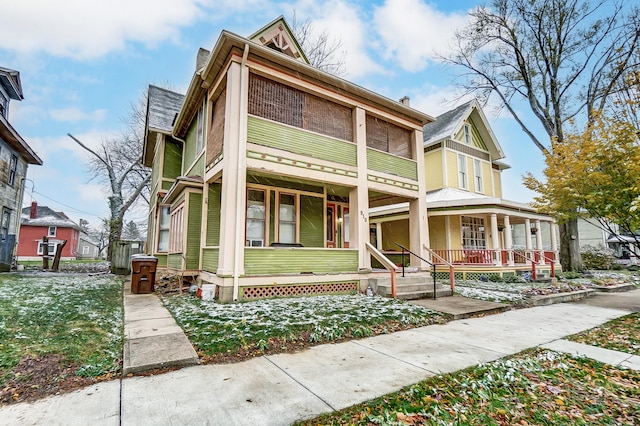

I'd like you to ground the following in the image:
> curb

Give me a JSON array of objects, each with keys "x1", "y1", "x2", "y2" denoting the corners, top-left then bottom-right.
[{"x1": 524, "y1": 289, "x2": 595, "y2": 306}]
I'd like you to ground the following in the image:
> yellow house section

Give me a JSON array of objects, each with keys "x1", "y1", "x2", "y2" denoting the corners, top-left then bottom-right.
[
  {"x1": 445, "y1": 150, "x2": 458, "y2": 189},
  {"x1": 428, "y1": 216, "x2": 446, "y2": 248},
  {"x1": 424, "y1": 150, "x2": 443, "y2": 191},
  {"x1": 492, "y1": 169, "x2": 503, "y2": 198},
  {"x1": 448, "y1": 216, "x2": 462, "y2": 249},
  {"x1": 381, "y1": 219, "x2": 409, "y2": 250},
  {"x1": 481, "y1": 161, "x2": 493, "y2": 196}
]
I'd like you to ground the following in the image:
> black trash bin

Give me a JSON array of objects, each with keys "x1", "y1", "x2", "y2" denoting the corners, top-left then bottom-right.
[{"x1": 131, "y1": 255, "x2": 158, "y2": 294}]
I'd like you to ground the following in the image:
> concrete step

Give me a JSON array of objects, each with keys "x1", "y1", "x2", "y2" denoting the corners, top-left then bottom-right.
[{"x1": 370, "y1": 275, "x2": 452, "y2": 300}]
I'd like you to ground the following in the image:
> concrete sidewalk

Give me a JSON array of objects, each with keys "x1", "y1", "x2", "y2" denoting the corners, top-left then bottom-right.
[{"x1": 2, "y1": 289, "x2": 638, "y2": 425}]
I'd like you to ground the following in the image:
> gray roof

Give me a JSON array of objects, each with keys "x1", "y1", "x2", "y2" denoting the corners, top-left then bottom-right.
[
  {"x1": 422, "y1": 100, "x2": 474, "y2": 146},
  {"x1": 21, "y1": 205, "x2": 81, "y2": 230},
  {"x1": 146, "y1": 85, "x2": 185, "y2": 133}
]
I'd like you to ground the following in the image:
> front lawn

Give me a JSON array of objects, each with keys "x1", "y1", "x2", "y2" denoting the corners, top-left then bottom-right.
[
  {"x1": 162, "y1": 294, "x2": 447, "y2": 361},
  {"x1": 0, "y1": 274, "x2": 123, "y2": 404},
  {"x1": 299, "y1": 349, "x2": 640, "y2": 425},
  {"x1": 567, "y1": 312, "x2": 640, "y2": 356}
]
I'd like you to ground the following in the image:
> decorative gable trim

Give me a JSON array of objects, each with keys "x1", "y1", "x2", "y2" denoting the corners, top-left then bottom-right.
[{"x1": 249, "y1": 16, "x2": 309, "y2": 64}]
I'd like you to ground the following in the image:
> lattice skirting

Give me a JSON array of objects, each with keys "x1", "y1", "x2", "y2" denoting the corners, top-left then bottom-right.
[
  {"x1": 241, "y1": 281, "x2": 359, "y2": 300},
  {"x1": 436, "y1": 271, "x2": 518, "y2": 280}
]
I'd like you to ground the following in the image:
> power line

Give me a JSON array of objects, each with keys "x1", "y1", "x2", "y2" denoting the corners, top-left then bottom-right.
[{"x1": 31, "y1": 190, "x2": 105, "y2": 219}]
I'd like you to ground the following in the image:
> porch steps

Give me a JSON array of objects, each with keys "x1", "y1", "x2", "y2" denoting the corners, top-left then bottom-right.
[{"x1": 369, "y1": 275, "x2": 453, "y2": 300}]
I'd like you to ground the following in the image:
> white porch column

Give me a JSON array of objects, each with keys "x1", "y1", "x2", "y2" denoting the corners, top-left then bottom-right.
[
  {"x1": 503, "y1": 215, "x2": 514, "y2": 266},
  {"x1": 524, "y1": 218, "x2": 533, "y2": 251},
  {"x1": 490, "y1": 213, "x2": 501, "y2": 265},
  {"x1": 217, "y1": 61, "x2": 247, "y2": 288},
  {"x1": 535, "y1": 219, "x2": 544, "y2": 264},
  {"x1": 351, "y1": 107, "x2": 371, "y2": 271},
  {"x1": 550, "y1": 220, "x2": 559, "y2": 263},
  {"x1": 410, "y1": 128, "x2": 429, "y2": 269},
  {"x1": 376, "y1": 222, "x2": 383, "y2": 249}
]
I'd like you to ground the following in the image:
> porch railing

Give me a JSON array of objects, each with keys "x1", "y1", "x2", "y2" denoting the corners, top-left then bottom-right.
[
  {"x1": 431, "y1": 249, "x2": 494, "y2": 265},
  {"x1": 423, "y1": 245, "x2": 455, "y2": 292},
  {"x1": 395, "y1": 243, "x2": 438, "y2": 300},
  {"x1": 365, "y1": 242, "x2": 399, "y2": 298}
]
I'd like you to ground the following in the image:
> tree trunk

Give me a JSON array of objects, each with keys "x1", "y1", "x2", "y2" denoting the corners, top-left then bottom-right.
[
  {"x1": 559, "y1": 219, "x2": 582, "y2": 271},
  {"x1": 107, "y1": 217, "x2": 123, "y2": 262}
]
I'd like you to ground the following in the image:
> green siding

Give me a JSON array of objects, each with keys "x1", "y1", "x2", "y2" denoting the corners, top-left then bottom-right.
[
  {"x1": 163, "y1": 139, "x2": 183, "y2": 178},
  {"x1": 367, "y1": 148, "x2": 418, "y2": 181},
  {"x1": 202, "y1": 248, "x2": 219, "y2": 272},
  {"x1": 185, "y1": 193, "x2": 202, "y2": 270},
  {"x1": 244, "y1": 249, "x2": 358, "y2": 275},
  {"x1": 206, "y1": 184, "x2": 221, "y2": 246},
  {"x1": 155, "y1": 254, "x2": 168, "y2": 267},
  {"x1": 162, "y1": 180, "x2": 174, "y2": 191},
  {"x1": 299, "y1": 195, "x2": 324, "y2": 248},
  {"x1": 186, "y1": 154, "x2": 204, "y2": 177},
  {"x1": 248, "y1": 116, "x2": 357, "y2": 166},
  {"x1": 167, "y1": 254, "x2": 182, "y2": 269},
  {"x1": 184, "y1": 118, "x2": 198, "y2": 170}
]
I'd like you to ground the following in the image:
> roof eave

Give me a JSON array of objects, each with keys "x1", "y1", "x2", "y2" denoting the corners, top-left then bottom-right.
[{"x1": 0, "y1": 115, "x2": 42, "y2": 165}]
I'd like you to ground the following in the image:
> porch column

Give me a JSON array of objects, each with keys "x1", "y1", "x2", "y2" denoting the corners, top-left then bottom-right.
[
  {"x1": 534, "y1": 219, "x2": 544, "y2": 264},
  {"x1": 490, "y1": 213, "x2": 501, "y2": 266},
  {"x1": 352, "y1": 107, "x2": 371, "y2": 271},
  {"x1": 503, "y1": 215, "x2": 514, "y2": 266},
  {"x1": 217, "y1": 61, "x2": 248, "y2": 299},
  {"x1": 376, "y1": 222, "x2": 382, "y2": 249},
  {"x1": 550, "y1": 220, "x2": 559, "y2": 263},
  {"x1": 524, "y1": 218, "x2": 533, "y2": 251},
  {"x1": 410, "y1": 127, "x2": 429, "y2": 269}
]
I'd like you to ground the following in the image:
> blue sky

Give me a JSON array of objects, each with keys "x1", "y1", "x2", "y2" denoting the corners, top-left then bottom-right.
[{"x1": 0, "y1": 0, "x2": 548, "y2": 229}]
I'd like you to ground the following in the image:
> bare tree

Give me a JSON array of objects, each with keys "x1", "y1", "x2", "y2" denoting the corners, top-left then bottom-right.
[
  {"x1": 291, "y1": 12, "x2": 346, "y2": 76},
  {"x1": 68, "y1": 93, "x2": 151, "y2": 260},
  {"x1": 443, "y1": 0, "x2": 640, "y2": 270}
]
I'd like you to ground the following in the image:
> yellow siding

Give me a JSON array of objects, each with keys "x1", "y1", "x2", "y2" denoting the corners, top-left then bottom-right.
[
  {"x1": 424, "y1": 150, "x2": 443, "y2": 191},
  {"x1": 428, "y1": 216, "x2": 446, "y2": 249},
  {"x1": 445, "y1": 150, "x2": 458, "y2": 189},
  {"x1": 448, "y1": 216, "x2": 462, "y2": 249},
  {"x1": 381, "y1": 219, "x2": 409, "y2": 251},
  {"x1": 482, "y1": 161, "x2": 493, "y2": 196},
  {"x1": 492, "y1": 169, "x2": 502, "y2": 199}
]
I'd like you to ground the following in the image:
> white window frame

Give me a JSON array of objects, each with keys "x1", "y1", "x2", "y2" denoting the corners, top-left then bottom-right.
[
  {"x1": 8, "y1": 154, "x2": 17, "y2": 186},
  {"x1": 458, "y1": 154, "x2": 468, "y2": 190},
  {"x1": 277, "y1": 192, "x2": 297, "y2": 244},
  {"x1": 463, "y1": 123, "x2": 471, "y2": 144},
  {"x1": 1, "y1": 208, "x2": 10, "y2": 240},
  {"x1": 473, "y1": 158, "x2": 483, "y2": 193},
  {"x1": 157, "y1": 206, "x2": 170, "y2": 252},
  {"x1": 461, "y1": 216, "x2": 486, "y2": 249},
  {"x1": 82, "y1": 245, "x2": 90, "y2": 255},
  {"x1": 48, "y1": 226, "x2": 57, "y2": 237},
  {"x1": 37, "y1": 241, "x2": 57, "y2": 255},
  {"x1": 246, "y1": 188, "x2": 266, "y2": 247},
  {"x1": 169, "y1": 204, "x2": 185, "y2": 253}
]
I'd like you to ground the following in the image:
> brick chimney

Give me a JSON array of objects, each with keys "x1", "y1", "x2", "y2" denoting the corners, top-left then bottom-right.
[{"x1": 30, "y1": 201, "x2": 37, "y2": 219}]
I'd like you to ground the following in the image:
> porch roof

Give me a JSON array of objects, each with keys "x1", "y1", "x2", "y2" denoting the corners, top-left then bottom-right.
[{"x1": 162, "y1": 175, "x2": 204, "y2": 204}]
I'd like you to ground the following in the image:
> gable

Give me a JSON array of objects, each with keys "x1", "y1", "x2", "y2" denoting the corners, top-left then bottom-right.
[
  {"x1": 453, "y1": 119, "x2": 489, "y2": 151},
  {"x1": 249, "y1": 16, "x2": 309, "y2": 64}
]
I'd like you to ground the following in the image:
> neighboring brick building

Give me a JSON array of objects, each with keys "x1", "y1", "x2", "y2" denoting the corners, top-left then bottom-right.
[{"x1": 18, "y1": 201, "x2": 80, "y2": 260}]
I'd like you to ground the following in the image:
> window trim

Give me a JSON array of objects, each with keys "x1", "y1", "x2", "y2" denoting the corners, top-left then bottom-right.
[
  {"x1": 463, "y1": 123, "x2": 471, "y2": 145},
  {"x1": 8, "y1": 154, "x2": 17, "y2": 186},
  {"x1": 157, "y1": 205, "x2": 171, "y2": 252},
  {"x1": 458, "y1": 154, "x2": 468, "y2": 190},
  {"x1": 473, "y1": 158, "x2": 483, "y2": 193},
  {"x1": 37, "y1": 241, "x2": 58, "y2": 255},
  {"x1": 245, "y1": 188, "x2": 267, "y2": 247},
  {"x1": 1, "y1": 208, "x2": 10, "y2": 240},
  {"x1": 461, "y1": 216, "x2": 486, "y2": 249},
  {"x1": 196, "y1": 104, "x2": 204, "y2": 154},
  {"x1": 277, "y1": 192, "x2": 297, "y2": 244},
  {"x1": 168, "y1": 203, "x2": 185, "y2": 253},
  {"x1": 48, "y1": 226, "x2": 57, "y2": 237}
]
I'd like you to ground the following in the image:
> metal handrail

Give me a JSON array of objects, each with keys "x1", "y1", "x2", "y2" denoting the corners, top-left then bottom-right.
[{"x1": 394, "y1": 243, "x2": 438, "y2": 300}]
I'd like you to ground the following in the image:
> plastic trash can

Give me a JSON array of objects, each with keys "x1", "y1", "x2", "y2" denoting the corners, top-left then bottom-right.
[{"x1": 130, "y1": 255, "x2": 158, "y2": 294}]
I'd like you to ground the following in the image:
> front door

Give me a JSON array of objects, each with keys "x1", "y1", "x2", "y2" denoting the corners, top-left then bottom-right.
[
  {"x1": 326, "y1": 203, "x2": 349, "y2": 248},
  {"x1": 326, "y1": 203, "x2": 336, "y2": 248}
]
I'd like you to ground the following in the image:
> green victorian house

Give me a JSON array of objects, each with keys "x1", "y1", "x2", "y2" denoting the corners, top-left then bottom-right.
[{"x1": 144, "y1": 17, "x2": 433, "y2": 302}]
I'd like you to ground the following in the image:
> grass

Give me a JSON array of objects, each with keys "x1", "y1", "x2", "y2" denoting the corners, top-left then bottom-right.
[
  {"x1": 298, "y1": 349, "x2": 640, "y2": 425},
  {"x1": 567, "y1": 312, "x2": 640, "y2": 357},
  {"x1": 162, "y1": 294, "x2": 447, "y2": 358},
  {"x1": 0, "y1": 274, "x2": 124, "y2": 386}
]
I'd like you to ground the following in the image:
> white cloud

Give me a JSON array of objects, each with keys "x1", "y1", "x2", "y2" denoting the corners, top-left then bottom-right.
[
  {"x1": 291, "y1": 0, "x2": 383, "y2": 78},
  {"x1": 373, "y1": 0, "x2": 469, "y2": 72},
  {"x1": 0, "y1": 0, "x2": 206, "y2": 59},
  {"x1": 49, "y1": 108, "x2": 107, "y2": 123}
]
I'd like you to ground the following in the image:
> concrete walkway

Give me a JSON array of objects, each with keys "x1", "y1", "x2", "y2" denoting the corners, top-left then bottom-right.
[{"x1": 1, "y1": 288, "x2": 638, "y2": 426}]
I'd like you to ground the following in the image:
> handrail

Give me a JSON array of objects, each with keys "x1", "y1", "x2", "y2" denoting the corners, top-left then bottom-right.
[
  {"x1": 395, "y1": 243, "x2": 438, "y2": 300},
  {"x1": 365, "y1": 242, "x2": 399, "y2": 298},
  {"x1": 539, "y1": 251, "x2": 557, "y2": 278},
  {"x1": 423, "y1": 245, "x2": 455, "y2": 292}
]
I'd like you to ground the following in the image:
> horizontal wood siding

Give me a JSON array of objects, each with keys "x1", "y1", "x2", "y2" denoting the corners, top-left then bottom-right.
[
  {"x1": 167, "y1": 253, "x2": 182, "y2": 269},
  {"x1": 184, "y1": 118, "x2": 197, "y2": 170},
  {"x1": 185, "y1": 193, "x2": 202, "y2": 270},
  {"x1": 202, "y1": 248, "x2": 219, "y2": 272},
  {"x1": 247, "y1": 116, "x2": 357, "y2": 167},
  {"x1": 163, "y1": 139, "x2": 183, "y2": 178},
  {"x1": 244, "y1": 248, "x2": 358, "y2": 275},
  {"x1": 155, "y1": 254, "x2": 168, "y2": 267},
  {"x1": 299, "y1": 195, "x2": 324, "y2": 248},
  {"x1": 367, "y1": 148, "x2": 418, "y2": 181},
  {"x1": 206, "y1": 183, "x2": 221, "y2": 246},
  {"x1": 186, "y1": 154, "x2": 204, "y2": 177}
]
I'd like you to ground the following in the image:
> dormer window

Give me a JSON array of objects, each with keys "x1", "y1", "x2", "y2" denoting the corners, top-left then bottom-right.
[
  {"x1": 464, "y1": 124, "x2": 471, "y2": 144},
  {"x1": 0, "y1": 92, "x2": 7, "y2": 118}
]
